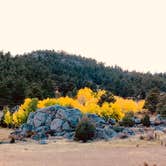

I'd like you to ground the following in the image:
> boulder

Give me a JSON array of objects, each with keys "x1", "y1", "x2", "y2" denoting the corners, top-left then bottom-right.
[
  {"x1": 56, "y1": 108, "x2": 82, "y2": 128},
  {"x1": 62, "y1": 121, "x2": 72, "y2": 131},
  {"x1": 11, "y1": 105, "x2": 82, "y2": 140},
  {"x1": 95, "y1": 128, "x2": 108, "y2": 140},
  {"x1": 50, "y1": 119, "x2": 64, "y2": 131},
  {"x1": 34, "y1": 112, "x2": 48, "y2": 128},
  {"x1": 27, "y1": 112, "x2": 35, "y2": 125},
  {"x1": 104, "y1": 126, "x2": 117, "y2": 138},
  {"x1": 35, "y1": 125, "x2": 50, "y2": 133},
  {"x1": 95, "y1": 126, "x2": 117, "y2": 140},
  {"x1": 87, "y1": 113, "x2": 107, "y2": 127}
]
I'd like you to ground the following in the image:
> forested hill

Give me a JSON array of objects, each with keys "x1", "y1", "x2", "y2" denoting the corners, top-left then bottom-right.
[{"x1": 0, "y1": 50, "x2": 166, "y2": 107}]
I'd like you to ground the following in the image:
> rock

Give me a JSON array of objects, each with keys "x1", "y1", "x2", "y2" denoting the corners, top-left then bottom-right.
[
  {"x1": 95, "y1": 126, "x2": 117, "y2": 140},
  {"x1": 150, "y1": 120, "x2": 155, "y2": 126},
  {"x1": 50, "y1": 119, "x2": 64, "y2": 131},
  {"x1": 35, "y1": 125, "x2": 50, "y2": 133},
  {"x1": 156, "y1": 114, "x2": 162, "y2": 121},
  {"x1": 87, "y1": 113, "x2": 106, "y2": 127},
  {"x1": 55, "y1": 108, "x2": 69, "y2": 119},
  {"x1": 64, "y1": 132, "x2": 75, "y2": 139},
  {"x1": 154, "y1": 126, "x2": 166, "y2": 132},
  {"x1": 104, "y1": 126, "x2": 117, "y2": 138},
  {"x1": 34, "y1": 112, "x2": 48, "y2": 128},
  {"x1": 39, "y1": 139, "x2": 48, "y2": 144},
  {"x1": 10, "y1": 105, "x2": 20, "y2": 114},
  {"x1": 9, "y1": 132, "x2": 24, "y2": 141},
  {"x1": 27, "y1": 112, "x2": 35, "y2": 125},
  {"x1": 39, "y1": 105, "x2": 60, "y2": 114},
  {"x1": 95, "y1": 128, "x2": 108, "y2": 140},
  {"x1": 56, "y1": 108, "x2": 82, "y2": 128},
  {"x1": 107, "y1": 118, "x2": 116, "y2": 125},
  {"x1": 134, "y1": 118, "x2": 141, "y2": 125},
  {"x1": 12, "y1": 105, "x2": 83, "y2": 140},
  {"x1": 122, "y1": 128, "x2": 135, "y2": 136},
  {"x1": 31, "y1": 132, "x2": 48, "y2": 140},
  {"x1": 54, "y1": 131, "x2": 65, "y2": 137},
  {"x1": 66, "y1": 109, "x2": 82, "y2": 128},
  {"x1": 132, "y1": 127, "x2": 144, "y2": 134},
  {"x1": 118, "y1": 133, "x2": 128, "y2": 139},
  {"x1": 13, "y1": 105, "x2": 139, "y2": 141},
  {"x1": 20, "y1": 124, "x2": 34, "y2": 136},
  {"x1": 45, "y1": 115, "x2": 52, "y2": 126},
  {"x1": 62, "y1": 121, "x2": 72, "y2": 131}
]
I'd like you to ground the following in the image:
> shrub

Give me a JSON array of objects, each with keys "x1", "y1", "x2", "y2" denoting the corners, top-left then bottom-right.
[
  {"x1": 144, "y1": 88, "x2": 160, "y2": 113},
  {"x1": 120, "y1": 112, "x2": 135, "y2": 127},
  {"x1": 75, "y1": 116, "x2": 96, "y2": 142},
  {"x1": 157, "y1": 93, "x2": 166, "y2": 118},
  {"x1": 158, "y1": 105, "x2": 166, "y2": 118},
  {"x1": 0, "y1": 106, "x2": 9, "y2": 127},
  {"x1": 97, "y1": 91, "x2": 115, "y2": 107},
  {"x1": 12, "y1": 98, "x2": 38, "y2": 127},
  {"x1": 141, "y1": 114, "x2": 150, "y2": 127},
  {"x1": 3, "y1": 106, "x2": 12, "y2": 127}
]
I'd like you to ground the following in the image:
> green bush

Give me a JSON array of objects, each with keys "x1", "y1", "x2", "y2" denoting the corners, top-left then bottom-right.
[
  {"x1": 0, "y1": 106, "x2": 10, "y2": 127},
  {"x1": 141, "y1": 114, "x2": 150, "y2": 127},
  {"x1": 112, "y1": 126, "x2": 124, "y2": 132},
  {"x1": 75, "y1": 116, "x2": 96, "y2": 142},
  {"x1": 158, "y1": 105, "x2": 166, "y2": 118},
  {"x1": 120, "y1": 112, "x2": 135, "y2": 127}
]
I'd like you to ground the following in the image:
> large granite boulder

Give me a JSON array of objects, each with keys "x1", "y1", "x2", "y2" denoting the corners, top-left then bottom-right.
[{"x1": 12, "y1": 105, "x2": 84, "y2": 140}]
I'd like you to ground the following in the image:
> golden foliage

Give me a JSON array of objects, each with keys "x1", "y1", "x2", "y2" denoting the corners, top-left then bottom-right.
[
  {"x1": 5, "y1": 98, "x2": 38, "y2": 127},
  {"x1": 4, "y1": 108, "x2": 12, "y2": 126},
  {"x1": 4, "y1": 87, "x2": 145, "y2": 126},
  {"x1": 114, "y1": 96, "x2": 145, "y2": 113},
  {"x1": 37, "y1": 88, "x2": 144, "y2": 121}
]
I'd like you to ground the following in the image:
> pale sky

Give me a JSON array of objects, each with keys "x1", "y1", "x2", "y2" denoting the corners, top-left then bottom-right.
[{"x1": 0, "y1": 0, "x2": 166, "y2": 73}]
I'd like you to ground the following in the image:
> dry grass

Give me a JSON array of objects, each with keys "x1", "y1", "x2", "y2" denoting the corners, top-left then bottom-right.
[{"x1": 0, "y1": 128, "x2": 165, "y2": 166}]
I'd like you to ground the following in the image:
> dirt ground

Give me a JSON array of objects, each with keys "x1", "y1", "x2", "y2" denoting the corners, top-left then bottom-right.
[{"x1": 0, "y1": 128, "x2": 166, "y2": 166}]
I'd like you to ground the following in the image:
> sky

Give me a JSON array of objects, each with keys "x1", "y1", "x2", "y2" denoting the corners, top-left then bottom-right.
[{"x1": 0, "y1": 0, "x2": 165, "y2": 73}]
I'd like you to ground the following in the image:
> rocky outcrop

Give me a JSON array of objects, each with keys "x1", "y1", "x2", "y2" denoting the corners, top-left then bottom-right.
[
  {"x1": 11, "y1": 105, "x2": 132, "y2": 141},
  {"x1": 11, "y1": 105, "x2": 118, "y2": 141},
  {"x1": 11, "y1": 105, "x2": 166, "y2": 142}
]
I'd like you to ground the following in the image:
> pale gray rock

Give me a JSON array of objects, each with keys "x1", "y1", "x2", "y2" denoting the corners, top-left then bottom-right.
[
  {"x1": 50, "y1": 119, "x2": 64, "y2": 131},
  {"x1": 62, "y1": 121, "x2": 72, "y2": 131},
  {"x1": 33, "y1": 112, "x2": 48, "y2": 128}
]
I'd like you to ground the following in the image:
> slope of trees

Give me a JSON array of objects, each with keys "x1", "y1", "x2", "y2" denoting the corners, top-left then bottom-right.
[{"x1": 0, "y1": 50, "x2": 166, "y2": 107}]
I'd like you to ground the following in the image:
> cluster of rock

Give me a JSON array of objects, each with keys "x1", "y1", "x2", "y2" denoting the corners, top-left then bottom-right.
[
  {"x1": 10, "y1": 105, "x2": 166, "y2": 141},
  {"x1": 11, "y1": 105, "x2": 133, "y2": 141}
]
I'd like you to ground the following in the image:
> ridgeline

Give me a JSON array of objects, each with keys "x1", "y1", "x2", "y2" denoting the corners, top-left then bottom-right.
[{"x1": 0, "y1": 50, "x2": 166, "y2": 107}]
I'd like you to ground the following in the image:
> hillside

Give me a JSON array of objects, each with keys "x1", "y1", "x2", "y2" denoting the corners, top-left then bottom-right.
[{"x1": 0, "y1": 50, "x2": 166, "y2": 107}]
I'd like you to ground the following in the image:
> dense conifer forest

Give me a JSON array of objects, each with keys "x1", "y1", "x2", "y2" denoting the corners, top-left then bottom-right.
[{"x1": 0, "y1": 50, "x2": 166, "y2": 107}]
